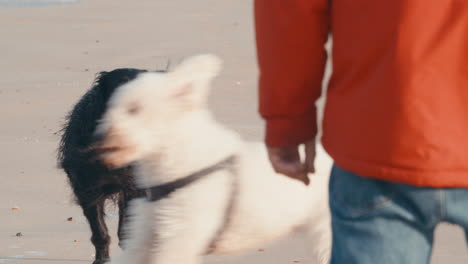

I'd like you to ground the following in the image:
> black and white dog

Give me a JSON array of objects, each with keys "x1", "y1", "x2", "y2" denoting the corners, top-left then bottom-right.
[
  {"x1": 57, "y1": 68, "x2": 156, "y2": 264},
  {"x1": 94, "y1": 54, "x2": 333, "y2": 264}
]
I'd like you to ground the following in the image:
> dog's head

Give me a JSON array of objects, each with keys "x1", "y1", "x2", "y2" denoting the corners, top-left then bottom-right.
[
  {"x1": 95, "y1": 68, "x2": 148, "y2": 98},
  {"x1": 93, "y1": 54, "x2": 222, "y2": 168}
]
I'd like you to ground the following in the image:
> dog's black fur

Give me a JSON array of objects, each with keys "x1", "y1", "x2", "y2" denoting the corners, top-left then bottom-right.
[{"x1": 57, "y1": 68, "x2": 148, "y2": 264}]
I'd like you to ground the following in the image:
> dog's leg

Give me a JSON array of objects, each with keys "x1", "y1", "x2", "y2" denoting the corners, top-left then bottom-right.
[
  {"x1": 149, "y1": 189, "x2": 230, "y2": 264},
  {"x1": 148, "y1": 219, "x2": 205, "y2": 264},
  {"x1": 149, "y1": 235, "x2": 204, "y2": 264},
  {"x1": 117, "y1": 189, "x2": 144, "y2": 248},
  {"x1": 82, "y1": 199, "x2": 111, "y2": 264},
  {"x1": 110, "y1": 198, "x2": 154, "y2": 264},
  {"x1": 117, "y1": 191, "x2": 128, "y2": 248}
]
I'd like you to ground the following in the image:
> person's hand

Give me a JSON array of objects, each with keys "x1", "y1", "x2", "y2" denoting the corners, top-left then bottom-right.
[{"x1": 266, "y1": 140, "x2": 316, "y2": 185}]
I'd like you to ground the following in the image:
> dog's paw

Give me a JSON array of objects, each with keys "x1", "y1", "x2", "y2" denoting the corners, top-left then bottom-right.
[{"x1": 92, "y1": 257, "x2": 109, "y2": 264}]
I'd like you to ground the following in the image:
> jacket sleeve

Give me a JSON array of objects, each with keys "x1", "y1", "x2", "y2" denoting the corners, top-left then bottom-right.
[{"x1": 254, "y1": 0, "x2": 330, "y2": 147}]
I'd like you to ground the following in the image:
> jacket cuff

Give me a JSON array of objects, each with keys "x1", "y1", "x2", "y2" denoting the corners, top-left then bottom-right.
[{"x1": 264, "y1": 115, "x2": 317, "y2": 147}]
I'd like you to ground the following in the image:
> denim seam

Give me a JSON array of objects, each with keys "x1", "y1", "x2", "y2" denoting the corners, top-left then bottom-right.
[{"x1": 438, "y1": 190, "x2": 447, "y2": 221}]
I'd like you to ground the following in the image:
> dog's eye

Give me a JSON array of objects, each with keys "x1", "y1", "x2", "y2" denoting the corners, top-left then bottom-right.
[{"x1": 127, "y1": 103, "x2": 141, "y2": 115}]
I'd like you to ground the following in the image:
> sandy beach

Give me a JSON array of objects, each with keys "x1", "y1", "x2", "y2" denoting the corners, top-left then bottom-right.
[{"x1": 0, "y1": 0, "x2": 467, "y2": 263}]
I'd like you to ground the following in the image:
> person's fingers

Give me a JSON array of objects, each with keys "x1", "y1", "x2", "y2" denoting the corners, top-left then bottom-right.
[
  {"x1": 267, "y1": 146, "x2": 310, "y2": 185},
  {"x1": 270, "y1": 155, "x2": 305, "y2": 175},
  {"x1": 272, "y1": 161, "x2": 308, "y2": 185},
  {"x1": 267, "y1": 145, "x2": 301, "y2": 173},
  {"x1": 305, "y1": 140, "x2": 316, "y2": 174}
]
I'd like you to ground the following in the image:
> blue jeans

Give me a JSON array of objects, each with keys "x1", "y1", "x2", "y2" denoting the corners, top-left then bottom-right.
[{"x1": 329, "y1": 165, "x2": 468, "y2": 264}]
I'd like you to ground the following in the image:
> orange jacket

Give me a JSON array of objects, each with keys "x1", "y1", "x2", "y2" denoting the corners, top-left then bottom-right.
[{"x1": 255, "y1": 0, "x2": 468, "y2": 187}]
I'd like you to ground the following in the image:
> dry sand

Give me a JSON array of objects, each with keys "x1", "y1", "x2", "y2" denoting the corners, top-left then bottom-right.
[{"x1": 0, "y1": 0, "x2": 467, "y2": 263}]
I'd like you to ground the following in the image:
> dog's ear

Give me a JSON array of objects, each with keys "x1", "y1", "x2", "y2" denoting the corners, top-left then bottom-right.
[
  {"x1": 171, "y1": 54, "x2": 222, "y2": 81},
  {"x1": 167, "y1": 54, "x2": 222, "y2": 105}
]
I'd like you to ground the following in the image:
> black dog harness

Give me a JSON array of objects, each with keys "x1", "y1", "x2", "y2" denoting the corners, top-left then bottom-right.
[
  {"x1": 139, "y1": 155, "x2": 237, "y2": 202},
  {"x1": 137, "y1": 155, "x2": 239, "y2": 252}
]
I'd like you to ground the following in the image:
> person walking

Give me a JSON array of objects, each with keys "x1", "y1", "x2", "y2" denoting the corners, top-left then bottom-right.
[{"x1": 254, "y1": 1, "x2": 468, "y2": 263}]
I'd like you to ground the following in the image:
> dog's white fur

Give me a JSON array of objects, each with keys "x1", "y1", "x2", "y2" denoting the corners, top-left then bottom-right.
[{"x1": 96, "y1": 54, "x2": 333, "y2": 264}]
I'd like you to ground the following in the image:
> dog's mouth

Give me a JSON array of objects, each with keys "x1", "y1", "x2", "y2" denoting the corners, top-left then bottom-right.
[
  {"x1": 87, "y1": 143, "x2": 135, "y2": 168},
  {"x1": 94, "y1": 145, "x2": 123, "y2": 155},
  {"x1": 82, "y1": 143, "x2": 122, "y2": 155}
]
